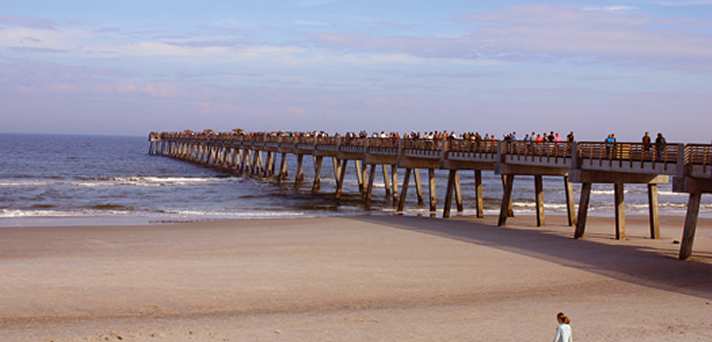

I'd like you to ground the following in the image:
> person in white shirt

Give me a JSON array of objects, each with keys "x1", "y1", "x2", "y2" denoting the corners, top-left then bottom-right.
[{"x1": 552, "y1": 312, "x2": 573, "y2": 342}]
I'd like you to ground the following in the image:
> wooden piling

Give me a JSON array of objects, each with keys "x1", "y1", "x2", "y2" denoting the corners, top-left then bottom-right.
[
  {"x1": 535, "y1": 175, "x2": 545, "y2": 227},
  {"x1": 574, "y1": 182, "x2": 592, "y2": 239},
  {"x1": 614, "y1": 182, "x2": 626, "y2": 240},
  {"x1": 295, "y1": 154, "x2": 305, "y2": 184},
  {"x1": 647, "y1": 183, "x2": 660, "y2": 239},
  {"x1": 312, "y1": 156, "x2": 323, "y2": 193},
  {"x1": 391, "y1": 165, "x2": 399, "y2": 206},
  {"x1": 679, "y1": 192, "x2": 702, "y2": 260},
  {"x1": 498, "y1": 175, "x2": 514, "y2": 226},
  {"x1": 428, "y1": 168, "x2": 437, "y2": 215},
  {"x1": 443, "y1": 170, "x2": 456, "y2": 218},
  {"x1": 383, "y1": 165, "x2": 392, "y2": 198},
  {"x1": 474, "y1": 170, "x2": 484, "y2": 218},
  {"x1": 365, "y1": 164, "x2": 376, "y2": 210},
  {"x1": 413, "y1": 169, "x2": 425, "y2": 207},
  {"x1": 398, "y1": 168, "x2": 412, "y2": 213},
  {"x1": 454, "y1": 171, "x2": 463, "y2": 213},
  {"x1": 336, "y1": 159, "x2": 348, "y2": 199},
  {"x1": 355, "y1": 160, "x2": 365, "y2": 195},
  {"x1": 501, "y1": 175, "x2": 514, "y2": 217},
  {"x1": 332, "y1": 158, "x2": 340, "y2": 183},
  {"x1": 564, "y1": 176, "x2": 576, "y2": 226},
  {"x1": 278, "y1": 153, "x2": 289, "y2": 182}
]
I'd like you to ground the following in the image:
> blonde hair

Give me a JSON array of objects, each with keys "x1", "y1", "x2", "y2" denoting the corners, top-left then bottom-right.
[{"x1": 557, "y1": 312, "x2": 571, "y2": 324}]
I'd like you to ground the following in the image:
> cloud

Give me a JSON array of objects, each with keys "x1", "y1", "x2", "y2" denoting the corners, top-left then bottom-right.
[
  {"x1": 0, "y1": 16, "x2": 56, "y2": 30},
  {"x1": 582, "y1": 5, "x2": 638, "y2": 12},
  {"x1": 313, "y1": 5, "x2": 712, "y2": 66},
  {"x1": 469, "y1": 5, "x2": 712, "y2": 61},
  {"x1": 655, "y1": 0, "x2": 712, "y2": 6}
]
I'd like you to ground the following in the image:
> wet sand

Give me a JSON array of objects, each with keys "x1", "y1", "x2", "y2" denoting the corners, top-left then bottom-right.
[{"x1": 0, "y1": 215, "x2": 711, "y2": 341}]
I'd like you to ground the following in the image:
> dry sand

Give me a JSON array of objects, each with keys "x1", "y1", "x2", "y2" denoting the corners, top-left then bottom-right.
[{"x1": 0, "y1": 214, "x2": 710, "y2": 341}]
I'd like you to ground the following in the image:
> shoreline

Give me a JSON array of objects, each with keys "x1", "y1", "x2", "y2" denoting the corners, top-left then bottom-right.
[{"x1": 1, "y1": 211, "x2": 710, "y2": 228}]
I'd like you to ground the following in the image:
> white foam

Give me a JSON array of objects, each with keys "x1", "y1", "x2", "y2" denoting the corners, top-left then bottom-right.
[
  {"x1": 0, "y1": 209, "x2": 132, "y2": 218},
  {"x1": 0, "y1": 179, "x2": 53, "y2": 187},
  {"x1": 75, "y1": 176, "x2": 239, "y2": 188},
  {"x1": 158, "y1": 209, "x2": 310, "y2": 219}
]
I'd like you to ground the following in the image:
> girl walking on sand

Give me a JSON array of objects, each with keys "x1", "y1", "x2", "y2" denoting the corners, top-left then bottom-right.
[{"x1": 552, "y1": 312, "x2": 573, "y2": 342}]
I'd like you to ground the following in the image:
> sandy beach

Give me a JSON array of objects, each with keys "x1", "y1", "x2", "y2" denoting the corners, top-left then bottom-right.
[{"x1": 0, "y1": 214, "x2": 710, "y2": 341}]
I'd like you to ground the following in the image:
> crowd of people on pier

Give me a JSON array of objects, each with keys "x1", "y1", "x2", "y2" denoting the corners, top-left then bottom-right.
[{"x1": 151, "y1": 129, "x2": 672, "y2": 156}]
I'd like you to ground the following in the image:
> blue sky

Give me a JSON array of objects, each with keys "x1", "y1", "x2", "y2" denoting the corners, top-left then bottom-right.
[{"x1": 1, "y1": 0, "x2": 711, "y2": 141}]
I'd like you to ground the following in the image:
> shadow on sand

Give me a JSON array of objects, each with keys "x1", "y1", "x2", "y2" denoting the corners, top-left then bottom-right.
[{"x1": 353, "y1": 215, "x2": 712, "y2": 301}]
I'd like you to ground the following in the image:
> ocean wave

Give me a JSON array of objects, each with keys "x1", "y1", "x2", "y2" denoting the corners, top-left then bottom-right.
[
  {"x1": 160, "y1": 209, "x2": 310, "y2": 218},
  {"x1": 0, "y1": 209, "x2": 132, "y2": 218},
  {"x1": 0, "y1": 179, "x2": 53, "y2": 187},
  {"x1": 512, "y1": 201, "x2": 569, "y2": 209},
  {"x1": 75, "y1": 176, "x2": 241, "y2": 187}
]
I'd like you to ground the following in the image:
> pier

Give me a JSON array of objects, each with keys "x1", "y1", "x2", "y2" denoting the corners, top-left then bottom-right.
[{"x1": 148, "y1": 130, "x2": 712, "y2": 260}]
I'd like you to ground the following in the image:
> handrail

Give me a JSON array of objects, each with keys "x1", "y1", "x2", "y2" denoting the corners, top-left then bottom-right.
[
  {"x1": 447, "y1": 139, "x2": 499, "y2": 154},
  {"x1": 504, "y1": 141, "x2": 571, "y2": 158},
  {"x1": 149, "y1": 132, "x2": 712, "y2": 167},
  {"x1": 576, "y1": 142, "x2": 680, "y2": 163}
]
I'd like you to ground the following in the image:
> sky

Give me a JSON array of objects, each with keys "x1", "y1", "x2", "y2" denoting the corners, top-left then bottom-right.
[{"x1": 1, "y1": 0, "x2": 711, "y2": 141}]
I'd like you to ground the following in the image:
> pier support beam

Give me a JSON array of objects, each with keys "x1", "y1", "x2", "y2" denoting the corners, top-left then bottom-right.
[
  {"x1": 391, "y1": 165, "x2": 399, "y2": 206},
  {"x1": 648, "y1": 184, "x2": 660, "y2": 239},
  {"x1": 574, "y1": 182, "x2": 592, "y2": 239},
  {"x1": 454, "y1": 171, "x2": 463, "y2": 213},
  {"x1": 277, "y1": 153, "x2": 289, "y2": 182},
  {"x1": 312, "y1": 156, "x2": 323, "y2": 193},
  {"x1": 264, "y1": 152, "x2": 274, "y2": 178},
  {"x1": 365, "y1": 164, "x2": 377, "y2": 210},
  {"x1": 332, "y1": 158, "x2": 341, "y2": 183},
  {"x1": 535, "y1": 175, "x2": 545, "y2": 227},
  {"x1": 564, "y1": 176, "x2": 576, "y2": 226},
  {"x1": 498, "y1": 175, "x2": 515, "y2": 226},
  {"x1": 336, "y1": 160, "x2": 348, "y2": 199},
  {"x1": 428, "y1": 168, "x2": 437, "y2": 215},
  {"x1": 251, "y1": 151, "x2": 260, "y2": 176},
  {"x1": 614, "y1": 182, "x2": 626, "y2": 240},
  {"x1": 355, "y1": 160, "x2": 365, "y2": 195},
  {"x1": 475, "y1": 170, "x2": 485, "y2": 218},
  {"x1": 680, "y1": 192, "x2": 702, "y2": 260},
  {"x1": 443, "y1": 170, "x2": 457, "y2": 218},
  {"x1": 501, "y1": 175, "x2": 514, "y2": 217},
  {"x1": 414, "y1": 169, "x2": 425, "y2": 207},
  {"x1": 295, "y1": 154, "x2": 305, "y2": 185},
  {"x1": 383, "y1": 165, "x2": 392, "y2": 198},
  {"x1": 397, "y1": 168, "x2": 412, "y2": 214}
]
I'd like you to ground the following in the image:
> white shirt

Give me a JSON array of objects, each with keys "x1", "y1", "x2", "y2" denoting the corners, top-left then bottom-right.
[{"x1": 553, "y1": 324, "x2": 572, "y2": 342}]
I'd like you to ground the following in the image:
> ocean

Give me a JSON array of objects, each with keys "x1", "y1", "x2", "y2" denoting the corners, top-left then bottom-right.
[{"x1": 1, "y1": 133, "x2": 710, "y2": 226}]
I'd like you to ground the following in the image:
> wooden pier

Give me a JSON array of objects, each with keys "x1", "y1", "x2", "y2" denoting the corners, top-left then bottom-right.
[{"x1": 148, "y1": 131, "x2": 712, "y2": 260}]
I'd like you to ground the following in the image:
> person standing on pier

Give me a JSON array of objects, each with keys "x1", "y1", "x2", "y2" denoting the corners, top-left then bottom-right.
[
  {"x1": 642, "y1": 132, "x2": 652, "y2": 159},
  {"x1": 605, "y1": 134, "x2": 616, "y2": 158},
  {"x1": 655, "y1": 133, "x2": 667, "y2": 161},
  {"x1": 552, "y1": 312, "x2": 573, "y2": 342}
]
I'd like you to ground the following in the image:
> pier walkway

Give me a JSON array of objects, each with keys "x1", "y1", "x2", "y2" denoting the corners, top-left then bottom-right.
[{"x1": 148, "y1": 131, "x2": 712, "y2": 260}]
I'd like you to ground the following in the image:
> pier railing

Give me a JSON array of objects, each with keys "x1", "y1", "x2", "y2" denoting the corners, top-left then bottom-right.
[
  {"x1": 402, "y1": 138, "x2": 440, "y2": 151},
  {"x1": 685, "y1": 144, "x2": 712, "y2": 166},
  {"x1": 576, "y1": 142, "x2": 681, "y2": 163},
  {"x1": 684, "y1": 144, "x2": 712, "y2": 179},
  {"x1": 504, "y1": 141, "x2": 572, "y2": 158},
  {"x1": 447, "y1": 139, "x2": 499, "y2": 154}
]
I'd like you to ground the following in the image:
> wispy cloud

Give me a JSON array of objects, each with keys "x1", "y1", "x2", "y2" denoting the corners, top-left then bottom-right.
[
  {"x1": 656, "y1": 0, "x2": 712, "y2": 6},
  {"x1": 582, "y1": 5, "x2": 638, "y2": 12}
]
